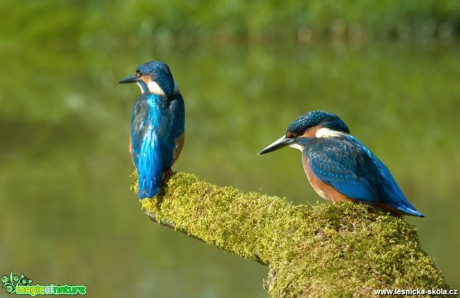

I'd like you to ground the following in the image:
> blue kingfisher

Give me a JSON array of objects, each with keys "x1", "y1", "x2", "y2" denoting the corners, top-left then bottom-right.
[
  {"x1": 259, "y1": 110, "x2": 424, "y2": 217},
  {"x1": 119, "y1": 61, "x2": 185, "y2": 199}
]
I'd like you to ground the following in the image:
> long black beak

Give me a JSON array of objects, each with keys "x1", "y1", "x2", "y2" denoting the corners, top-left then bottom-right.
[
  {"x1": 119, "y1": 74, "x2": 138, "y2": 84},
  {"x1": 258, "y1": 136, "x2": 295, "y2": 155}
]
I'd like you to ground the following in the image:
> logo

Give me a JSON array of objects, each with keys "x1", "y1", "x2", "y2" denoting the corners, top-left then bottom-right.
[{"x1": 1, "y1": 272, "x2": 86, "y2": 296}]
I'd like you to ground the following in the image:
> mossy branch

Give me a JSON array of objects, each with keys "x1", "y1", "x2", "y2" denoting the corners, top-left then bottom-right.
[{"x1": 132, "y1": 171, "x2": 449, "y2": 297}]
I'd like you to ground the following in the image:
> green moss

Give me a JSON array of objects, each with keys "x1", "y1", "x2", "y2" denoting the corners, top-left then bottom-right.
[{"x1": 132, "y1": 171, "x2": 449, "y2": 297}]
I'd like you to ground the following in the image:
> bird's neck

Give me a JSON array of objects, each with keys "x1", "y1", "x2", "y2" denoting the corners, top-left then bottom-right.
[{"x1": 315, "y1": 127, "x2": 348, "y2": 138}]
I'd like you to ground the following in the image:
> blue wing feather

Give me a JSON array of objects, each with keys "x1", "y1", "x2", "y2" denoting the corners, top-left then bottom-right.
[
  {"x1": 131, "y1": 92, "x2": 185, "y2": 199},
  {"x1": 307, "y1": 136, "x2": 379, "y2": 202},
  {"x1": 373, "y1": 157, "x2": 424, "y2": 217},
  {"x1": 306, "y1": 135, "x2": 423, "y2": 217},
  {"x1": 166, "y1": 92, "x2": 185, "y2": 166},
  {"x1": 137, "y1": 128, "x2": 164, "y2": 198},
  {"x1": 131, "y1": 94, "x2": 165, "y2": 198}
]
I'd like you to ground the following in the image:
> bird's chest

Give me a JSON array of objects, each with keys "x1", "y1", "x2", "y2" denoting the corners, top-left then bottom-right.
[
  {"x1": 302, "y1": 155, "x2": 328, "y2": 200},
  {"x1": 301, "y1": 154, "x2": 355, "y2": 203}
]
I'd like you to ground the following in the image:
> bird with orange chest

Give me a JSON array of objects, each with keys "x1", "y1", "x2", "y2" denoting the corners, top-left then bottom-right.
[
  {"x1": 259, "y1": 110, "x2": 424, "y2": 217},
  {"x1": 119, "y1": 61, "x2": 185, "y2": 199}
]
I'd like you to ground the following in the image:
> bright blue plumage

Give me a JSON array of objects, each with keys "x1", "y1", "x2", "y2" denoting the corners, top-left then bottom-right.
[
  {"x1": 259, "y1": 110, "x2": 424, "y2": 217},
  {"x1": 305, "y1": 136, "x2": 379, "y2": 202},
  {"x1": 120, "y1": 61, "x2": 185, "y2": 199}
]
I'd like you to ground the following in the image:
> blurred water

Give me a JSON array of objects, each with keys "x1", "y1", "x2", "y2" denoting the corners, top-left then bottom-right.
[{"x1": 1, "y1": 40, "x2": 459, "y2": 296}]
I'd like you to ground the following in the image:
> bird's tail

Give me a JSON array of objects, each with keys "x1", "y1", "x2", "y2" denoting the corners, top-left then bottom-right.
[
  {"x1": 376, "y1": 160, "x2": 424, "y2": 217},
  {"x1": 138, "y1": 174, "x2": 160, "y2": 199},
  {"x1": 137, "y1": 159, "x2": 163, "y2": 199},
  {"x1": 384, "y1": 182, "x2": 425, "y2": 217},
  {"x1": 396, "y1": 205, "x2": 425, "y2": 217}
]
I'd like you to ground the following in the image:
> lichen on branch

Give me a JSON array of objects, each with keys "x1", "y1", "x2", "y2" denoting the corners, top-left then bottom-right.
[{"x1": 131, "y1": 171, "x2": 449, "y2": 297}]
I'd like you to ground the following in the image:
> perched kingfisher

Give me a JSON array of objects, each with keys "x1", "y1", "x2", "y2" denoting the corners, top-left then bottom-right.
[
  {"x1": 259, "y1": 110, "x2": 424, "y2": 217},
  {"x1": 119, "y1": 61, "x2": 185, "y2": 199}
]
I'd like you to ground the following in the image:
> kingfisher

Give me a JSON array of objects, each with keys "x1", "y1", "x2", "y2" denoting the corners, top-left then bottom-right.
[
  {"x1": 119, "y1": 61, "x2": 185, "y2": 199},
  {"x1": 259, "y1": 110, "x2": 424, "y2": 217}
]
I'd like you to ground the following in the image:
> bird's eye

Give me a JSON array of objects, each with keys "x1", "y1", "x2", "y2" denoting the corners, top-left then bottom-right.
[{"x1": 135, "y1": 70, "x2": 141, "y2": 78}]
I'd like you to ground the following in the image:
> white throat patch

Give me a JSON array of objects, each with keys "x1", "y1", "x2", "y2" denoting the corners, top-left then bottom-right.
[
  {"x1": 147, "y1": 81, "x2": 166, "y2": 96},
  {"x1": 288, "y1": 143, "x2": 303, "y2": 151},
  {"x1": 315, "y1": 128, "x2": 347, "y2": 138}
]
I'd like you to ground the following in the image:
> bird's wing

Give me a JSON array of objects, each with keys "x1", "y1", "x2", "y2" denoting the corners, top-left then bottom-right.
[
  {"x1": 168, "y1": 92, "x2": 185, "y2": 165},
  {"x1": 131, "y1": 97, "x2": 165, "y2": 198},
  {"x1": 372, "y1": 154, "x2": 424, "y2": 217},
  {"x1": 137, "y1": 128, "x2": 164, "y2": 198},
  {"x1": 130, "y1": 99, "x2": 149, "y2": 168},
  {"x1": 169, "y1": 93, "x2": 185, "y2": 137},
  {"x1": 307, "y1": 136, "x2": 379, "y2": 202}
]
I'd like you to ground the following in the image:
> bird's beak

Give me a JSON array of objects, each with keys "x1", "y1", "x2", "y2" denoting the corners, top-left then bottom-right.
[
  {"x1": 258, "y1": 136, "x2": 295, "y2": 155},
  {"x1": 119, "y1": 74, "x2": 138, "y2": 84}
]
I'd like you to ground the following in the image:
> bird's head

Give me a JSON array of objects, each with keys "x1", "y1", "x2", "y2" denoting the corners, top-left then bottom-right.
[
  {"x1": 119, "y1": 61, "x2": 178, "y2": 97},
  {"x1": 259, "y1": 110, "x2": 350, "y2": 154}
]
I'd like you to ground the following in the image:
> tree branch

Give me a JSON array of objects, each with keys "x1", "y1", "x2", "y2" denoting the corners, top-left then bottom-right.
[{"x1": 133, "y1": 171, "x2": 450, "y2": 297}]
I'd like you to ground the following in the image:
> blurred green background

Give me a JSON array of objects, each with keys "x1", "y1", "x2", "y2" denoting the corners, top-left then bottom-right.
[{"x1": 1, "y1": 1, "x2": 459, "y2": 297}]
